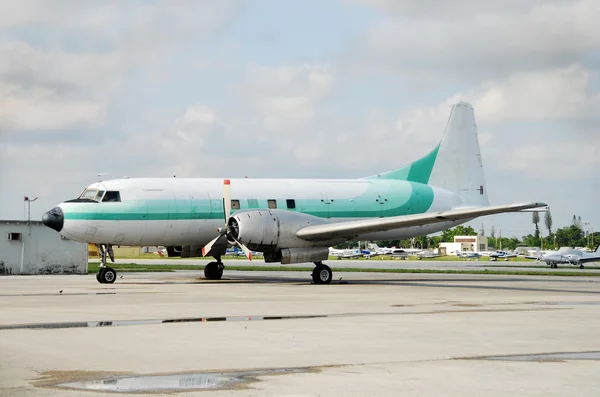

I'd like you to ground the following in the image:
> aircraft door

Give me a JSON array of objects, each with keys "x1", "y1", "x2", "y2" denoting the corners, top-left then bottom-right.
[
  {"x1": 141, "y1": 189, "x2": 169, "y2": 244},
  {"x1": 209, "y1": 194, "x2": 224, "y2": 220}
]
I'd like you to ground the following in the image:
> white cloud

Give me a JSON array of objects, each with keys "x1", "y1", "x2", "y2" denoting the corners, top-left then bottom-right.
[
  {"x1": 0, "y1": 41, "x2": 122, "y2": 132},
  {"x1": 241, "y1": 63, "x2": 334, "y2": 131},
  {"x1": 497, "y1": 140, "x2": 600, "y2": 179},
  {"x1": 393, "y1": 64, "x2": 600, "y2": 137},
  {"x1": 471, "y1": 65, "x2": 600, "y2": 123},
  {"x1": 172, "y1": 105, "x2": 218, "y2": 143},
  {"x1": 0, "y1": 1, "x2": 243, "y2": 136},
  {"x1": 348, "y1": 0, "x2": 600, "y2": 82},
  {"x1": 0, "y1": 83, "x2": 105, "y2": 131}
]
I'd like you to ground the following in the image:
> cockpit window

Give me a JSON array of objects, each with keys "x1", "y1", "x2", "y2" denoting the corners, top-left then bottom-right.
[
  {"x1": 80, "y1": 189, "x2": 99, "y2": 200},
  {"x1": 95, "y1": 190, "x2": 105, "y2": 201},
  {"x1": 102, "y1": 191, "x2": 121, "y2": 202}
]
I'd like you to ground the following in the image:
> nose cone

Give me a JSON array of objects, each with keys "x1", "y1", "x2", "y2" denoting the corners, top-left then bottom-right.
[{"x1": 42, "y1": 207, "x2": 64, "y2": 232}]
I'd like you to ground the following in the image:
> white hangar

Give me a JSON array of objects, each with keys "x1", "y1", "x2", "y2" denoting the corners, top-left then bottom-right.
[{"x1": 0, "y1": 220, "x2": 88, "y2": 275}]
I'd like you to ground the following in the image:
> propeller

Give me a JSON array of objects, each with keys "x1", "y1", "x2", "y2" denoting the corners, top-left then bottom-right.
[{"x1": 201, "y1": 179, "x2": 253, "y2": 261}]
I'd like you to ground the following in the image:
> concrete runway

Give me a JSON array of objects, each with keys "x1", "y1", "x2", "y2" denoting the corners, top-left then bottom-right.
[{"x1": 1, "y1": 270, "x2": 600, "y2": 396}]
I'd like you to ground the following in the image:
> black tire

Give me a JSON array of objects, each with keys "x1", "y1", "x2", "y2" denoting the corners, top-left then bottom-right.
[
  {"x1": 96, "y1": 271, "x2": 104, "y2": 283},
  {"x1": 99, "y1": 267, "x2": 117, "y2": 284},
  {"x1": 580, "y1": 264, "x2": 585, "y2": 269},
  {"x1": 312, "y1": 264, "x2": 332, "y2": 284},
  {"x1": 204, "y1": 262, "x2": 224, "y2": 280}
]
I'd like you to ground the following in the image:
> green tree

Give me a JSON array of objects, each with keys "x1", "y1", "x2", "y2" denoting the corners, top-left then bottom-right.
[
  {"x1": 532, "y1": 211, "x2": 540, "y2": 245},
  {"x1": 440, "y1": 226, "x2": 477, "y2": 242},
  {"x1": 522, "y1": 234, "x2": 539, "y2": 247},
  {"x1": 555, "y1": 225, "x2": 586, "y2": 248},
  {"x1": 544, "y1": 208, "x2": 553, "y2": 235}
]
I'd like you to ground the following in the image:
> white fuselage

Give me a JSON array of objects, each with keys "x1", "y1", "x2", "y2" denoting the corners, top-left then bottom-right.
[{"x1": 55, "y1": 177, "x2": 467, "y2": 248}]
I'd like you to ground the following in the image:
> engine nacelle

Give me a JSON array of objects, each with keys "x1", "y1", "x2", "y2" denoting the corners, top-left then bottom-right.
[
  {"x1": 227, "y1": 209, "x2": 341, "y2": 252},
  {"x1": 280, "y1": 247, "x2": 329, "y2": 264}
]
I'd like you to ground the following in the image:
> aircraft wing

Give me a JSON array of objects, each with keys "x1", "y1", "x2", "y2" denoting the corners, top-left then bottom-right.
[
  {"x1": 579, "y1": 256, "x2": 600, "y2": 264},
  {"x1": 296, "y1": 202, "x2": 547, "y2": 241}
]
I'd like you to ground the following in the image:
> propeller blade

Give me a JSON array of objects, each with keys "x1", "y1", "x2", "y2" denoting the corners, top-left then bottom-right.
[
  {"x1": 202, "y1": 233, "x2": 226, "y2": 257},
  {"x1": 223, "y1": 179, "x2": 231, "y2": 221},
  {"x1": 231, "y1": 236, "x2": 253, "y2": 261}
]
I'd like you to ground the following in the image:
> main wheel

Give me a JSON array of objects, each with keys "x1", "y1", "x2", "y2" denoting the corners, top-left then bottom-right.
[
  {"x1": 312, "y1": 263, "x2": 332, "y2": 284},
  {"x1": 98, "y1": 267, "x2": 117, "y2": 284},
  {"x1": 580, "y1": 264, "x2": 585, "y2": 269},
  {"x1": 204, "y1": 262, "x2": 224, "y2": 280}
]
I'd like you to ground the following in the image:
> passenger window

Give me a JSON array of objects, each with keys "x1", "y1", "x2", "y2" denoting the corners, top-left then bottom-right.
[
  {"x1": 268, "y1": 199, "x2": 277, "y2": 209},
  {"x1": 286, "y1": 199, "x2": 296, "y2": 209},
  {"x1": 102, "y1": 191, "x2": 121, "y2": 202},
  {"x1": 231, "y1": 200, "x2": 240, "y2": 209}
]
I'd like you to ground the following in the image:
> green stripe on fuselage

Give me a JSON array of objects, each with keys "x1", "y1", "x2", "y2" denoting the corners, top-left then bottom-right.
[{"x1": 63, "y1": 182, "x2": 435, "y2": 221}]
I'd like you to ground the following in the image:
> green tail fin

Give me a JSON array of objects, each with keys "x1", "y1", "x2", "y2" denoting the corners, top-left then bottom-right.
[{"x1": 365, "y1": 145, "x2": 440, "y2": 184}]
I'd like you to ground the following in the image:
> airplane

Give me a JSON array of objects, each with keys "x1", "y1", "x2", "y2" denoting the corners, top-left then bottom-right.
[
  {"x1": 489, "y1": 249, "x2": 519, "y2": 261},
  {"x1": 415, "y1": 250, "x2": 443, "y2": 259},
  {"x1": 455, "y1": 251, "x2": 482, "y2": 260},
  {"x1": 526, "y1": 246, "x2": 600, "y2": 269},
  {"x1": 369, "y1": 244, "x2": 422, "y2": 258},
  {"x1": 41, "y1": 101, "x2": 546, "y2": 285},
  {"x1": 328, "y1": 247, "x2": 364, "y2": 259}
]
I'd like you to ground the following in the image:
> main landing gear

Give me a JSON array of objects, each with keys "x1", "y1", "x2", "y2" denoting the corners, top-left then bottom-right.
[
  {"x1": 96, "y1": 243, "x2": 117, "y2": 284},
  {"x1": 312, "y1": 262, "x2": 332, "y2": 284},
  {"x1": 203, "y1": 256, "x2": 224, "y2": 280}
]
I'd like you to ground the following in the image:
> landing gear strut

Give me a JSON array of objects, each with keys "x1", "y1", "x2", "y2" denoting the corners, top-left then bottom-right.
[
  {"x1": 312, "y1": 262, "x2": 332, "y2": 284},
  {"x1": 204, "y1": 256, "x2": 224, "y2": 280},
  {"x1": 96, "y1": 243, "x2": 117, "y2": 284}
]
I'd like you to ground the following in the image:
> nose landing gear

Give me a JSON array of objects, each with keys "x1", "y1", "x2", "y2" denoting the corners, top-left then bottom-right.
[{"x1": 96, "y1": 244, "x2": 117, "y2": 284}]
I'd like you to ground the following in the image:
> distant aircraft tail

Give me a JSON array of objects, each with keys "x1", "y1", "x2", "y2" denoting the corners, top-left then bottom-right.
[{"x1": 366, "y1": 101, "x2": 489, "y2": 207}]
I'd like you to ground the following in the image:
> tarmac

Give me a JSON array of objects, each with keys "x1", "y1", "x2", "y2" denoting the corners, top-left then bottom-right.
[
  {"x1": 1, "y1": 265, "x2": 600, "y2": 396},
  {"x1": 104, "y1": 257, "x2": 600, "y2": 273}
]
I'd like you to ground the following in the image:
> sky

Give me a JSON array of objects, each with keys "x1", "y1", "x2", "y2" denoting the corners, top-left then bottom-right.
[{"x1": 0, "y1": 0, "x2": 598, "y2": 239}]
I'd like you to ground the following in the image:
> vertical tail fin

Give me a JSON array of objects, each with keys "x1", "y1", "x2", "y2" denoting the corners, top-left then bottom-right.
[
  {"x1": 366, "y1": 101, "x2": 489, "y2": 207},
  {"x1": 428, "y1": 102, "x2": 489, "y2": 207}
]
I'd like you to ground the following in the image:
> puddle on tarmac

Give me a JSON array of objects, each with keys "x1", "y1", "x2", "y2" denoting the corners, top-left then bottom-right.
[
  {"x1": 54, "y1": 368, "x2": 310, "y2": 393},
  {"x1": 0, "y1": 307, "x2": 562, "y2": 331},
  {"x1": 472, "y1": 351, "x2": 600, "y2": 362}
]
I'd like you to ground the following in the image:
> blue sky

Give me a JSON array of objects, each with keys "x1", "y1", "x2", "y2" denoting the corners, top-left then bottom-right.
[{"x1": 0, "y1": 0, "x2": 598, "y2": 239}]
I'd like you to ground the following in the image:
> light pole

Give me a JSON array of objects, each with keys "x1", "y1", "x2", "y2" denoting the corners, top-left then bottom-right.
[{"x1": 24, "y1": 196, "x2": 38, "y2": 223}]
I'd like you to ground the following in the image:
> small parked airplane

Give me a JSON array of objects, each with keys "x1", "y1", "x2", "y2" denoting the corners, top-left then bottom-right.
[
  {"x1": 455, "y1": 251, "x2": 482, "y2": 260},
  {"x1": 526, "y1": 246, "x2": 600, "y2": 269},
  {"x1": 41, "y1": 101, "x2": 546, "y2": 284},
  {"x1": 489, "y1": 249, "x2": 519, "y2": 261}
]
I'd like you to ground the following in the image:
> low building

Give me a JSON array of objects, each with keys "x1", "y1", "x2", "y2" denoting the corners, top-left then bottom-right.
[
  {"x1": 0, "y1": 220, "x2": 88, "y2": 275},
  {"x1": 439, "y1": 235, "x2": 488, "y2": 255}
]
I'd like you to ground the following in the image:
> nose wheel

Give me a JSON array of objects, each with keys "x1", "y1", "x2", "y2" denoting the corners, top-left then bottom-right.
[
  {"x1": 96, "y1": 267, "x2": 117, "y2": 284},
  {"x1": 96, "y1": 243, "x2": 117, "y2": 284},
  {"x1": 312, "y1": 262, "x2": 332, "y2": 284}
]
